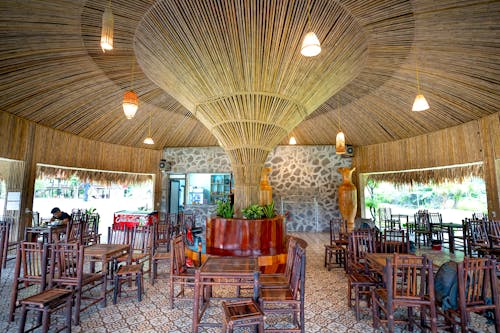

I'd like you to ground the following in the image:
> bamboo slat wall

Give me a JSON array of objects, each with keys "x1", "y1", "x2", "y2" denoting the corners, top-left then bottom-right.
[
  {"x1": 0, "y1": 112, "x2": 32, "y2": 161},
  {"x1": 354, "y1": 120, "x2": 483, "y2": 175}
]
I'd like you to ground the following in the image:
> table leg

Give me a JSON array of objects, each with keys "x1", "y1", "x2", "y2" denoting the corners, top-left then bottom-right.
[
  {"x1": 101, "y1": 256, "x2": 108, "y2": 307},
  {"x1": 192, "y1": 270, "x2": 200, "y2": 333},
  {"x1": 449, "y1": 226, "x2": 455, "y2": 254}
]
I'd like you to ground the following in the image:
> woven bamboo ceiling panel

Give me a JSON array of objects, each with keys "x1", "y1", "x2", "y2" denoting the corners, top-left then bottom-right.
[{"x1": 0, "y1": 0, "x2": 498, "y2": 149}]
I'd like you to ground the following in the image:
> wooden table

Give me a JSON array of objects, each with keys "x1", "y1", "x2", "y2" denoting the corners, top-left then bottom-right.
[
  {"x1": 24, "y1": 224, "x2": 67, "y2": 243},
  {"x1": 437, "y1": 223, "x2": 464, "y2": 254},
  {"x1": 84, "y1": 243, "x2": 130, "y2": 307},
  {"x1": 192, "y1": 256, "x2": 260, "y2": 332}
]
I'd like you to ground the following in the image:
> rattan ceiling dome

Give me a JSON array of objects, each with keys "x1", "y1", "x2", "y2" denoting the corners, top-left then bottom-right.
[{"x1": 0, "y1": 0, "x2": 498, "y2": 149}]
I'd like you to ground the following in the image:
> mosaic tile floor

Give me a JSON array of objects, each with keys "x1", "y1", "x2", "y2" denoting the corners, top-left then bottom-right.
[{"x1": 0, "y1": 232, "x2": 495, "y2": 332}]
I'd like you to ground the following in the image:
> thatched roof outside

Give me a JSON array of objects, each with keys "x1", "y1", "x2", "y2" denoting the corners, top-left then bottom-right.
[
  {"x1": 36, "y1": 164, "x2": 153, "y2": 186},
  {"x1": 365, "y1": 162, "x2": 483, "y2": 186}
]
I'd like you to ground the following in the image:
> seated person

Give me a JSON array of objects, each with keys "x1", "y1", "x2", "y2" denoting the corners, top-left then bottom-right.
[{"x1": 50, "y1": 207, "x2": 71, "y2": 225}]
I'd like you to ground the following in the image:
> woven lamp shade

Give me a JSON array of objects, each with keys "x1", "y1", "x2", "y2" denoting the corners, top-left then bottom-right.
[
  {"x1": 123, "y1": 91, "x2": 138, "y2": 119},
  {"x1": 100, "y1": 6, "x2": 113, "y2": 52},
  {"x1": 412, "y1": 94, "x2": 430, "y2": 112}
]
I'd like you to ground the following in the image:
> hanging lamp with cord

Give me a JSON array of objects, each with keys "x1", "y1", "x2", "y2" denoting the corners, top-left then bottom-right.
[
  {"x1": 301, "y1": 0, "x2": 321, "y2": 57},
  {"x1": 143, "y1": 110, "x2": 154, "y2": 145},
  {"x1": 412, "y1": 50, "x2": 430, "y2": 111},
  {"x1": 100, "y1": 0, "x2": 113, "y2": 52},
  {"x1": 335, "y1": 95, "x2": 346, "y2": 154},
  {"x1": 123, "y1": 60, "x2": 138, "y2": 119},
  {"x1": 289, "y1": 136, "x2": 297, "y2": 145}
]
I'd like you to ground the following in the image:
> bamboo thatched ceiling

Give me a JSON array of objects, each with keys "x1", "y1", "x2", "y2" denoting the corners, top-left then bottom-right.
[{"x1": 0, "y1": 0, "x2": 498, "y2": 149}]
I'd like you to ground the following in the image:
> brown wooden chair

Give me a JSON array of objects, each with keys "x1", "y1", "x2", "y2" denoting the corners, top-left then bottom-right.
[
  {"x1": 115, "y1": 225, "x2": 153, "y2": 276},
  {"x1": 222, "y1": 299, "x2": 265, "y2": 333},
  {"x1": 0, "y1": 223, "x2": 6, "y2": 278},
  {"x1": 82, "y1": 213, "x2": 100, "y2": 245},
  {"x1": 324, "y1": 218, "x2": 347, "y2": 270},
  {"x1": 259, "y1": 236, "x2": 298, "y2": 289},
  {"x1": 113, "y1": 262, "x2": 144, "y2": 305},
  {"x1": 9, "y1": 241, "x2": 49, "y2": 322},
  {"x1": 1, "y1": 217, "x2": 19, "y2": 268},
  {"x1": 259, "y1": 238, "x2": 307, "y2": 332},
  {"x1": 380, "y1": 229, "x2": 409, "y2": 253},
  {"x1": 439, "y1": 256, "x2": 500, "y2": 333},
  {"x1": 346, "y1": 230, "x2": 379, "y2": 320},
  {"x1": 151, "y1": 219, "x2": 171, "y2": 285},
  {"x1": 414, "y1": 211, "x2": 432, "y2": 248},
  {"x1": 372, "y1": 254, "x2": 437, "y2": 332},
  {"x1": 169, "y1": 234, "x2": 196, "y2": 308},
  {"x1": 18, "y1": 288, "x2": 73, "y2": 333},
  {"x1": 48, "y1": 242, "x2": 106, "y2": 325}
]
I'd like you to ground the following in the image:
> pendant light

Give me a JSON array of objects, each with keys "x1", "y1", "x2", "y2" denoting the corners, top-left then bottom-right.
[
  {"x1": 335, "y1": 96, "x2": 346, "y2": 154},
  {"x1": 143, "y1": 110, "x2": 154, "y2": 145},
  {"x1": 301, "y1": 0, "x2": 321, "y2": 57},
  {"x1": 123, "y1": 61, "x2": 138, "y2": 119},
  {"x1": 289, "y1": 136, "x2": 297, "y2": 145},
  {"x1": 412, "y1": 51, "x2": 430, "y2": 112},
  {"x1": 100, "y1": 0, "x2": 113, "y2": 52}
]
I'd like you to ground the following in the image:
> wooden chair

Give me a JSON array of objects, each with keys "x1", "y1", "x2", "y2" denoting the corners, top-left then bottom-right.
[
  {"x1": 9, "y1": 242, "x2": 49, "y2": 321},
  {"x1": 1, "y1": 217, "x2": 18, "y2": 268},
  {"x1": 346, "y1": 231, "x2": 379, "y2": 320},
  {"x1": 151, "y1": 220, "x2": 171, "y2": 285},
  {"x1": 414, "y1": 211, "x2": 432, "y2": 248},
  {"x1": 372, "y1": 254, "x2": 437, "y2": 332},
  {"x1": 113, "y1": 263, "x2": 145, "y2": 305},
  {"x1": 18, "y1": 288, "x2": 73, "y2": 333},
  {"x1": 115, "y1": 225, "x2": 153, "y2": 276},
  {"x1": 428, "y1": 212, "x2": 444, "y2": 243},
  {"x1": 48, "y1": 242, "x2": 106, "y2": 325},
  {"x1": 82, "y1": 213, "x2": 100, "y2": 245},
  {"x1": 439, "y1": 256, "x2": 500, "y2": 333},
  {"x1": 259, "y1": 238, "x2": 307, "y2": 332},
  {"x1": 222, "y1": 299, "x2": 265, "y2": 333},
  {"x1": 260, "y1": 236, "x2": 298, "y2": 289},
  {"x1": 0, "y1": 223, "x2": 6, "y2": 278},
  {"x1": 169, "y1": 234, "x2": 196, "y2": 308},
  {"x1": 380, "y1": 229, "x2": 409, "y2": 253},
  {"x1": 324, "y1": 218, "x2": 347, "y2": 270},
  {"x1": 167, "y1": 213, "x2": 179, "y2": 237},
  {"x1": 65, "y1": 218, "x2": 85, "y2": 243}
]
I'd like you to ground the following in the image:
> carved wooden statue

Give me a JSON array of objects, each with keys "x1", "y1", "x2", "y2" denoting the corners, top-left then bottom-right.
[{"x1": 338, "y1": 167, "x2": 357, "y2": 232}]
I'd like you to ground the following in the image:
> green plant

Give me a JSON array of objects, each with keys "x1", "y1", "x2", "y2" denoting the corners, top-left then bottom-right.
[
  {"x1": 216, "y1": 200, "x2": 234, "y2": 218},
  {"x1": 85, "y1": 207, "x2": 96, "y2": 215},
  {"x1": 242, "y1": 204, "x2": 264, "y2": 219},
  {"x1": 262, "y1": 201, "x2": 276, "y2": 218}
]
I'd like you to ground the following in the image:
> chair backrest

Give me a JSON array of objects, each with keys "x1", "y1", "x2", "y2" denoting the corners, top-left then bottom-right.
[
  {"x1": 329, "y1": 218, "x2": 346, "y2": 245},
  {"x1": 381, "y1": 229, "x2": 409, "y2": 253},
  {"x1": 466, "y1": 218, "x2": 489, "y2": 248},
  {"x1": 50, "y1": 242, "x2": 84, "y2": 284},
  {"x1": 386, "y1": 254, "x2": 434, "y2": 302},
  {"x1": 170, "y1": 234, "x2": 187, "y2": 275},
  {"x1": 65, "y1": 219, "x2": 85, "y2": 243},
  {"x1": 131, "y1": 225, "x2": 153, "y2": 254},
  {"x1": 428, "y1": 212, "x2": 442, "y2": 225},
  {"x1": 288, "y1": 240, "x2": 306, "y2": 300},
  {"x1": 283, "y1": 236, "x2": 298, "y2": 279},
  {"x1": 17, "y1": 241, "x2": 48, "y2": 285},
  {"x1": 458, "y1": 256, "x2": 499, "y2": 312},
  {"x1": 347, "y1": 230, "x2": 375, "y2": 269},
  {"x1": 414, "y1": 211, "x2": 430, "y2": 231},
  {"x1": 154, "y1": 218, "x2": 172, "y2": 250},
  {"x1": 108, "y1": 225, "x2": 131, "y2": 244}
]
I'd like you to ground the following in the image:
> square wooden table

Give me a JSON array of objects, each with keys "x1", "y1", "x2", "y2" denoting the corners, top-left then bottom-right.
[
  {"x1": 84, "y1": 243, "x2": 130, "y2": 307},
  {"x1": 24, "y1": 225, "x2": 67, "y2": 243},
  {"x1": 192, "y1": 256, "x2": 260, "y2": 332}
]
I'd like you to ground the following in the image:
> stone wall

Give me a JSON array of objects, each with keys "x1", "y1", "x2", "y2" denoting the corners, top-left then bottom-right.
[{"x1": 163, "y1": 145, "x2": 353, "y2": 232}]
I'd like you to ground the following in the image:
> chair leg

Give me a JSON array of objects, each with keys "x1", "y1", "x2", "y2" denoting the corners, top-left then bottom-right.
[
  {"x1": 74, "y1": 288, "x2": 82, "y2": 326},
  {"x1": 65, "y1": 296, "x2": 73, "y2": 333},
  {"x1": 42, "y1": 309, "x2": 50, "y2": 333},
  {"x1": 113, "y1": 274, "x2": 119, "y2": 305},
  {"x1": 18, "y1": 304, "x2": 28, "y2": 333},
  {"x1": 136, "y1": 273, "x2": 142, "y2": 302}
]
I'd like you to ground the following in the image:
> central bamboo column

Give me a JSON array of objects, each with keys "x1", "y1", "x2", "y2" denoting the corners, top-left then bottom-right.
[{"x1": 226, "y1": 148, "x2": 270, "y2": 214}]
